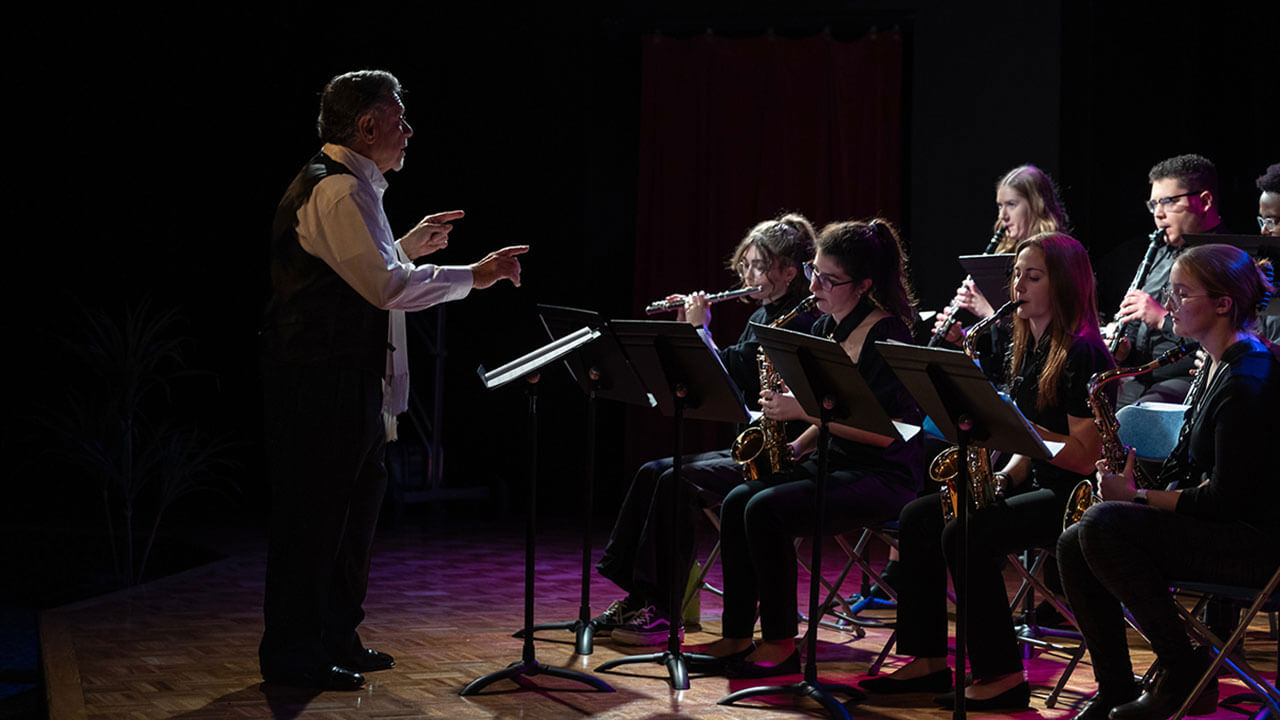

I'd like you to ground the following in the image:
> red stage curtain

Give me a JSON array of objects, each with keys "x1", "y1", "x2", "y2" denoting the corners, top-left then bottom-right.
[{"x1": 628, "y1": 30, "x2": 903, "y2": 464}]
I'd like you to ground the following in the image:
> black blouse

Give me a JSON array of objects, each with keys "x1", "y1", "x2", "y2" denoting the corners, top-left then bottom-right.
[
  {"x1": 810, "y1": 299, "x2": 925, "y2": 491},
  {"x1": 1007, "y1": 331, "x2": 1115, "y2": 498},
  {"x1": 1165, "y1": 336, "x2": 1280, "y2": 539},
  {"x1": 719, "y1": 285, "x2": 817, "y2": 408}
]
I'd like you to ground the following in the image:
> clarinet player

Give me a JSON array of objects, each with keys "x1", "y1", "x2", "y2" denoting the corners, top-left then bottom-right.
[
  {"x1": 1104, "y1": 154, "x2": 1230, "y2": 407},
  {"x1": 932, "y1": 165, "x2": 1069, "y2": 380}
]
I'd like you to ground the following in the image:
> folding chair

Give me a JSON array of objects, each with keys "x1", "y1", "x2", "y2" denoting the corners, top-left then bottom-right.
[
  {"x1": 1167, "y1": 564, "x2": 1280, "y2": 720},
  {"x1": 1006, "y1": 547, "x2": 1088, "y2": 709},
  {"x1": 792, "y1": 523, "x2": 904, "y2": 673}
]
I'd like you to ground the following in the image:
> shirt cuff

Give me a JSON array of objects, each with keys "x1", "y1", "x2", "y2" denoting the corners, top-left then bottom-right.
[{"x1": 434, "y1": 266, "x2": 475, "y2": 303}]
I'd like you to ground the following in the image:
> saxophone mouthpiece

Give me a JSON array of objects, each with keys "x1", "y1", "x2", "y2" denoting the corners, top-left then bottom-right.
[{"x1": 994, "y1": 299, "x2": 1026, "y2": 318}]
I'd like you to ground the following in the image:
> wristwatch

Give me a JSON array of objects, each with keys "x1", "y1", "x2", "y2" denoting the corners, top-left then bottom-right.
[{"x1": 1132, "y1": 489, "x2": 1149, "y2": 505}]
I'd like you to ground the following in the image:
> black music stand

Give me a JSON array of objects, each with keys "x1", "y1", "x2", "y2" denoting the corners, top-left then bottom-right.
[
  {"x1": 513, "y1": 305, "x2": 653, "y2": 656},
  {"x1": 460, "y1": 326, "x2": 615, "y2": 696},
  {"x1": 875, "y1": 340, "x2": 1056, "y2": 720},
  {"x1": 594, "y1": 319, "x2": 750, "y2": 690},
  {"x1": 956, "y1": 253, "x2": 1015, "y2": 308},
  {"x1": 714, "y1": 324, "x2": 913, "y2": 720}
]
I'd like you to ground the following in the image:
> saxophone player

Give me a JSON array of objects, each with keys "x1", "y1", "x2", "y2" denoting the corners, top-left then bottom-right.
[
  {"x1": 861, "y1": 234, "x2": 1113, "y2": 710},
  {"x1": 692, "y1": 219, "x2": 925, "y2": 677},
  {"x1": 1058, "y1": 244, "x2": 1280, "y2": 720},
  {"x1": 594, "y1": 214, "x2": 818, "y2": 645}
]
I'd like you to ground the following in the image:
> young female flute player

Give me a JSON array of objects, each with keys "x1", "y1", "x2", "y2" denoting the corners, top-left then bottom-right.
[
  {"x1": 862, "y1": 233, "x2": 1113, "y2": 709},
  {"x1": 690, "y1": 219, "x2": 925, "y2": 677},
  {"x1": 1057, "y1": 244, "x2": 1280, "y2": 720}
]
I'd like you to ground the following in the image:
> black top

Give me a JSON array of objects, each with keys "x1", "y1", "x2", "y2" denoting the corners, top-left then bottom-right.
[
  {"x1": 719, "y1": 285, "x2": 816, "y2": 408},
  {"x1": 1163, "y1": 336, "x2": 1280, "y2": 539},
  {"x1": 810, "y1": 299, "x2": 925, "y2": 491},
  {"x1": 1007, "y1": 331, "x2": 1115, "y2": 499}
]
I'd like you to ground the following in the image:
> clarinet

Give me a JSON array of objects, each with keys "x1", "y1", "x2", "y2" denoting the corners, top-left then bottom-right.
[
  {"x1": 928, "y1": 228, "x2": 1006, "y2": 347},
  {"x1": 1107, "y1": 228, "x2": 1166, "y2": 354}
]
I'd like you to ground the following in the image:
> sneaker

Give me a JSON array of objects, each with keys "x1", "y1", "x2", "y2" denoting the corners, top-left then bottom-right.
[
  {"x1": 591, "y1": 597, "x2": 642, "y2": 637},
  {"x1": 611, "y1": 604, "x2": 684, "y2": 645}
]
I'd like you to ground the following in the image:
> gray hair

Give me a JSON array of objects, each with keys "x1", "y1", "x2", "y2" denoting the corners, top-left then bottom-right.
[{"x1": 316, "y1": 70, "x2": 403, "y2": 145}]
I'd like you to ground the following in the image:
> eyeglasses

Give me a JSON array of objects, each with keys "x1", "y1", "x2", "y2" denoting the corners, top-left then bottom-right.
[
  {"x1": 1164, "y1": 290, "x2": 1210, "y2": 311},
  {"x1": 1259, "y1": 216, "x2": 1278, "y2": 232},
  {"x1": 1145, "y1": 192, "x2": 1197, "y2": 214},
  {"x1": 803, "y1": 261, "x2": 855, "y2": 291}
]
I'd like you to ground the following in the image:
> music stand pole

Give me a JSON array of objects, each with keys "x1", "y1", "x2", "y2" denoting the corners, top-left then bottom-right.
[
  {"x1": 519, "y1": 306, "x2": 655, "y2": 655},
  {"x1": 594, "y1": 319, "x2": 751, "y2": 691},
  {"x1": 513, "y1": 372, "x2": 600, "y2": 655},
  {"x1": 460, "y1": 330, "x2": 613, "y2": 696},
  {"x1": 953, "y1": 414, "x2": 972, "y2": 720},
  {"x1": 872, "y1": 340, "x2": 1061, "y2": 720},
  {"x1": 717, "y1": 400, "x2": 862, "y2": 719},
  {"x1": 596, "y1": 384, "x2": 692, "y2": 689}
]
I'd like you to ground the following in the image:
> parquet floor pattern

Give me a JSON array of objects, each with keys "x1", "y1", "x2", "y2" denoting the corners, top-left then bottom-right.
[{"x1": 41, "y1": 521, "x2": 1277, "y2": 720}]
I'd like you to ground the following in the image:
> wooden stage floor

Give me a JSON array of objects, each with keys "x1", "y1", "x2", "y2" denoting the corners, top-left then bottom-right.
[{"x1": 40, "y1": 520, "x2": 1277, "y2": 719}]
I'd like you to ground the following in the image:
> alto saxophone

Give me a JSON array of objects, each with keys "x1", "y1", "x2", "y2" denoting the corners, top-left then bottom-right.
[
  {"x1": 1062, "y1": 342, "x2": 1195, "y2": 528},
  {"x1": 929, "y1": 299, "x2": 1020, "y2": 521},
  {"x1": 731, "y1": 295, "x2": 817, "y2": 480}
]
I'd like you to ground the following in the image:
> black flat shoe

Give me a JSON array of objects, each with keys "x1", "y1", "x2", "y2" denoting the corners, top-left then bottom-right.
[
  {"x1": 685, "y1": 644, "x2": 755, "y2": 675},
  {"x1": 341, "y1": 648, "x2": 395, "y2": 672},
  {"x1": 934, "y1": 681, "x2": 1030, "y2": 711},
  {"x1": 859, "y1": 668, "x2": 952, "y2": 694},
  {"x1": 1068, "y1": 686, "x2": 1140, "y2": 720},
  {"x1": 726, "y1": 650, "x2": 801, "y2": 679},
  {"x1": 262, "y1": 664, "x2": 366, "y2": 691}
]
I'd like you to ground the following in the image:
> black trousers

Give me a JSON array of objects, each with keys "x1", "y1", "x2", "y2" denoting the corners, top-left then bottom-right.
[
  {"x1": 596, "y1": 450, "x2": 744, "y2": 611},
  {"x1": 1118, "y1": 376, "x2": 1192, "y2": 407},
  {"x1": 259, "y1": 364, "x2": 387, "y2": 672},
  {"x1": 1058, "y1": 501, "x2": 1280, "y2": 697},
  {"x1": 895, "y1": 486, "x2": 1064, "y2": 679},
  {"x1": 719, "y1": 463, "x2": 915, "y2": 642}
]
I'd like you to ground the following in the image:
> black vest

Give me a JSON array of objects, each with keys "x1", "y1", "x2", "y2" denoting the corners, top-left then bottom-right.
[{"x1": 262, "y1": 152, "x2": 389, "y2": 372}]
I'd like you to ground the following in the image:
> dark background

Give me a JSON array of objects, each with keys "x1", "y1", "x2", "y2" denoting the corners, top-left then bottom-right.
[{"x1": 4, "y1": 0, "x2": 1275, "y2": 544}]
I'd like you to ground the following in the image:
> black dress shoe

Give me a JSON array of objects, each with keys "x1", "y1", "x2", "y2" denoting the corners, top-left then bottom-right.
[
  {"x1": 685, "y1": 644, "x2": 755, "y2": 675},
  {"x1": 1071, "y1": 697, "x2": 1124, "y2": 720},
  {"x1": 340, "y1": 648, "x2": 395, "y2": 672},
  {"x1": 859, "y1": 668, "x2": 952, "y2": 694},
  {"x1": 1108, "y1": 666, "x2": 1218, "y2": 720},
  {"x1": 726, "y1": 650, "x2": 801, "y2": 679},
  {"x1": 262, "y1": 664, "x2": 366, "y2": 691},
  {"x1": 934, "y1": 681, "x2": 1030, "y2": 710}
]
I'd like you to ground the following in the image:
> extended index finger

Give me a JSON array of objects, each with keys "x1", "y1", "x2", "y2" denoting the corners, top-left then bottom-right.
[
  {"x1": 494, "y1": 245, "x2": 531, "y2": 257},
  {"x1": 424, "y1": 210, "x2": 466, "y2": 224}
]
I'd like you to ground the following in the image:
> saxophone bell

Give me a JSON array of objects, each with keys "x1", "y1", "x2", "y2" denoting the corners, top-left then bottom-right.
[
  {"x1": 1063, "y1": 341, "x2": 1196, "y2": 529},
  {"x1": 933, "y1": 302, "x2": 1019, "y2": 520}
]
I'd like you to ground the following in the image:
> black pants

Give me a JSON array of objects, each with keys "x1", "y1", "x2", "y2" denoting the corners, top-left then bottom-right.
[
  {"x1": 895, "y1": 486, "x2": 1064, "y2": 679},
  {"x1": 1118, "y1": 376, "x2": 1192, "y2": 407},
  {"x1": 259, "y1": 364, "x2": 387, "y2": 673},
  {"x1": 596, "y1": 450, "x2": 744, "y2": 611},
  {"x1": 719, "y1": 462, "x2": 915, "y2": 642},
  {"x1": 1058, "y1": 501, "x2": 1280, "y2": 697}
]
